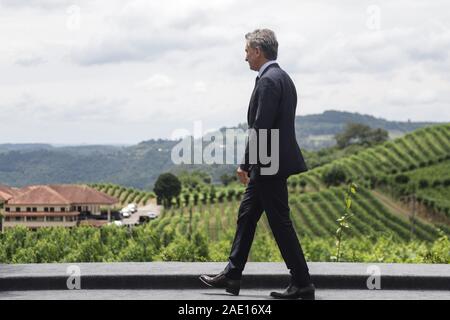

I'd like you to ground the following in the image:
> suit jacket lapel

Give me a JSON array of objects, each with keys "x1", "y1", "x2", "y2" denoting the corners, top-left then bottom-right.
[{"x1": 247, "y1": 77, "x2": 259, "y2": 124}]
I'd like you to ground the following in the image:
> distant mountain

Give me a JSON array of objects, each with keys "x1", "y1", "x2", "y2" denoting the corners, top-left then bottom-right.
[
  {"x1": 0, "y1": 143, "x2": 53, "y2": 153},
  {"x1": 0, "y1": 111, "x2": 441, "y2": 189},
  {"x1": 0, "y1": 140, "x2": 177, "y2": 190},
  {"x1": 294, "y1": 110, "x2": 434, "y2": 149},
  {"x1": 297, "y1": 110, "x2": 432, "y2": 132},
  {"x1": 220, "y1": 110, "x2": 436, "y2": 150}
]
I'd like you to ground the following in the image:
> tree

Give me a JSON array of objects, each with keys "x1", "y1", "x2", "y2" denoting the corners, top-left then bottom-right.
[
  {"x1": 335, "y1": 123, "x2": 388, "y2": 149},
  {"x1": 335, "y1": 123, "x2": 370, "y2": 148},
  {"x1": 153, "y1": 173, "x2": 182, "y2": 208},
  {"x1": 362, "y1": 128, "x2": 389, "y2": 146},
  {"x1": 177, "y1": 170, "x2": 212, "y2": 189}
]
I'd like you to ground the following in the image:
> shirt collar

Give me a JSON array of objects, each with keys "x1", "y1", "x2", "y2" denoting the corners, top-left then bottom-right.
[{"x1": 258, "y1": 60, "x2": 277, "y2": 78}]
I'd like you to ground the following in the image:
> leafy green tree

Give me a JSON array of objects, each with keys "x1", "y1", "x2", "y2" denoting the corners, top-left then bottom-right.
[
  {"x1": 335, "y1": 123, "x2": 388, "y2": 148},
  {"x1": 154, "y1": 173, "x2": 182, "y2": 207},
  {"x1": 363, "y1": 128, "x2": 389, "y2": 146},
  {"x1": 177, "y1": 170, "x2": 211, "y2": 189}
]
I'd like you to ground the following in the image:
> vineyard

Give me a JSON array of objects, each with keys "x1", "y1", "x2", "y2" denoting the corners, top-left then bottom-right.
[
  {"x1": 0, "y1": 218, "x2": 448, "y2": 264},
  {"x1": 158, "y1": 123, "x2": 450, "y2": 242},
  {"x1": 288, "y1": 123, "x2": 450, "y2": 191},
  {"x1": 150, "y1": 123, "x2": 450, "y2": 263},
  {"x1": 88, "y1": 183, "x2": 155, "y2": 207},
  {"x1": 162, "y1": 186, "x2": 447, "y2": 242},
  {"x1": 1, "y1": 124, "x2": 449, "y2": 264},
  {"x1": 404, "y1": 162, "x2": 450, "y2": 219}
]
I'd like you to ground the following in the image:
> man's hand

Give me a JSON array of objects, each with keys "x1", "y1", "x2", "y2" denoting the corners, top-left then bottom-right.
[{"x1": 237, "y1": 166, "x2": 249, "y2": 185}]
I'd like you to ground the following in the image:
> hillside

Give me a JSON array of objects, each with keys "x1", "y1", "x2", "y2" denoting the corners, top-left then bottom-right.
[
  {"x1": 127, "y1": 123, "x2": 449, "y2": 263},
  {"x1": 145, "y1": 123, "x2": 450, "y2": 244},
  {"x1": 287, "y1": 123, "x2": 450, "y2": 231},
  {"x1": 2, "y1": 123, "x2": 449, "y2": 264},
  {"x1": 156, "y1": 185, "x2": 443, "y2": 242},
  {"x1": 294, "y1": 123, "x2": 450, "y2": 190},
  {"x1": 0, "y1": 111, "x2": 441, "y2": 189},
  {"x1": 95, "y1": 124, "x2": 450, "y2": 242}
]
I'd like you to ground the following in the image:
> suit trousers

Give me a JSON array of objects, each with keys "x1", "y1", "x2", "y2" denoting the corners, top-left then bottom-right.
[{"x1": 224, "y1": 169, "x2": 311, "y2": 286}]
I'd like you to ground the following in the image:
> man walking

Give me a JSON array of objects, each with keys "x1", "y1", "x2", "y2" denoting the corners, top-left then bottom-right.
[{"x1": 200, "y1": 29, "x2": 315, "y2": 300}]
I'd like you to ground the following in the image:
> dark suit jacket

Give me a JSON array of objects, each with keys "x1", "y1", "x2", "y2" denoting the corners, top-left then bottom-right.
[{"x1": 239, "y1": 63, "x2": 308, "y2": 179}]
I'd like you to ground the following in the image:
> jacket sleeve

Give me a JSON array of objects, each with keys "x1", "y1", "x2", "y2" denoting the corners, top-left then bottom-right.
[{"x1": 239, "y1": 77, "x2": 280, "y2": 171}]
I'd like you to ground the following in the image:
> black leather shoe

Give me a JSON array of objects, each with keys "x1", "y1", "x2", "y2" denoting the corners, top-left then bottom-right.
[
  {"x1": 199, "y1": 272, "x2": 241, "y2": 295},
  {"x1": 270, "y1": 283, "x2": 315, "y2": 300}
]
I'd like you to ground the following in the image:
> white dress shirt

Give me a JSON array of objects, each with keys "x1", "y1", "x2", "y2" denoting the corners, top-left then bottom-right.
[{"x1": 258, "y1": 60, "x2": 277, "y2": 78}]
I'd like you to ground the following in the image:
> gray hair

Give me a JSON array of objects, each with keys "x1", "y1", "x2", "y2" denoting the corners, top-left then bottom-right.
[{"x1": 245, "y1": 29, "x2": 278, "y2": 60}]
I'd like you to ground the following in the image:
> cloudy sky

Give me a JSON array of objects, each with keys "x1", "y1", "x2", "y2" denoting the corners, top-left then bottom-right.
[{"x1": 1, "y1": 0, "x2": 449, "y2": 144}]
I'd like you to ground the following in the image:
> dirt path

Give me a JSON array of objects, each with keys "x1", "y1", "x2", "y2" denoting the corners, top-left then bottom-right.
[
  {"x1": 371, "y1": 189, "x2": 410, "y2": 216},
  {"x1": 370, "y1": 189, "x2": 435, "y2": 226}
]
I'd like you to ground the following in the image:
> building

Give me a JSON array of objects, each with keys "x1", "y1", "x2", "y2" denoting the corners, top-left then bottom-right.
[
  {"x1": 0, "y1": 184, "x2": 118, "y2": 232},
  {"x1": 0, "y1": 185, "x2": 21, "y2": 232},
  {"x1": 0, "y1": 185, "x2": 21, "y2": 202}
]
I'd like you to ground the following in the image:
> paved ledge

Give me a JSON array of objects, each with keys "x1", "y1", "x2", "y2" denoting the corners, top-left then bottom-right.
[
  {"x1": 2, "y1": 289, "x2": 450, "y2": 300},
  {"x1": 0, "y1": 262, "x2": 449, "y2": 291}
]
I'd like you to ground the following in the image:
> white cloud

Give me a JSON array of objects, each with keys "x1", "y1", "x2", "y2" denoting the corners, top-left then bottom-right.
[
  {"x1": 0, "y1": 93, "x2": 127, "y2": 123},
  {"x1": 193, "y1": 81, "x2": 207, "y2": 93},
  {"x1": 14, "y1": 53, "x2": 46, "y2": 66},
  {"x1": 69, "y1": 0, "x2": 236, "y2": 65},
  {"x1": 1, "y1": 0, "x2": 450, "y2": 144},
  {"x1": 135, "y1": 74, "x2": 175, "y2": 90},
  {"x1": 0, "y1": 0, "x2": 70, "y2": 10}
]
